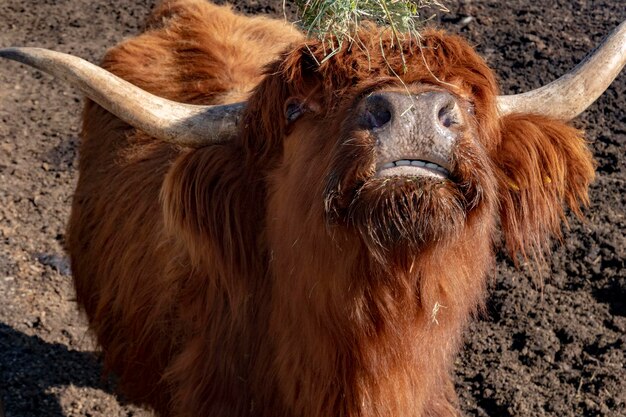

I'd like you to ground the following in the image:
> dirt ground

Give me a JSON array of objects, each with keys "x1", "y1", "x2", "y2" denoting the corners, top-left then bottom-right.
[{"x1": 0, "y1": 0, "x2": 624, "y2": 416}]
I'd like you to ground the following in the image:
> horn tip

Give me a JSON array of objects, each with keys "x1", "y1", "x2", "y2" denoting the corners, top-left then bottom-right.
[{"x1": 0, "y1": 47, "x2": 30, "y2": 62}]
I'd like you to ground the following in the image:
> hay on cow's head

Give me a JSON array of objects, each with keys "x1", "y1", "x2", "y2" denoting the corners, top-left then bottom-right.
[{"x1": 294, "y1": 0, "x2": 448, "y2": 68}]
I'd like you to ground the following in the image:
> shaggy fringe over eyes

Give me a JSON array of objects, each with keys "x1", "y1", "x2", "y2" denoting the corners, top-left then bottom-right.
[
  {"x1": 495, "y1": 114, "x2": 595, "y2": 262},
  {"x1": 243, "y1": 24, "x2": 501, "y2": 155}
]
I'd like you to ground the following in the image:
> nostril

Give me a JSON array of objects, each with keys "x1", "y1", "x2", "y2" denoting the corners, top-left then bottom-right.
[
  {"x1": 437, "y1": 100, "x2": 459, "y2": 129},
  {"x1": 364, "y1": 107, "x2": 392, "y2": 129},
  {"x1": 361, "y1": 94, "x2": 392, "y2": 130}
]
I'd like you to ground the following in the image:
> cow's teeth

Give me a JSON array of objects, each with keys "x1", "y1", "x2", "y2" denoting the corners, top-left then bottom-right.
[{"x1": 380, "y1": 159, "x2": 449, "y2": 177}]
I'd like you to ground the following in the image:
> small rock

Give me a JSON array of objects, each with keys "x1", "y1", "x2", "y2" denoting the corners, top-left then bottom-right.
[
  {"x1": 35, "y1": 253, "x2": 72, "y2": 275},
  {"x1": 459, "y1": 16, "x2": 474, "y2": 28}
]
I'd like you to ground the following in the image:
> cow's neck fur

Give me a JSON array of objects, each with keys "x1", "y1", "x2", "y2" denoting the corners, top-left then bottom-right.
[{"x1": 263, "y1": 155, "x2": 496, "y2": 417}]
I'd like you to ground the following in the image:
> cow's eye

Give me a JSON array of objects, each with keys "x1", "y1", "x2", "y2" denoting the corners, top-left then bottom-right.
[{"x1": 285, "y1": 99, "x2": 305, "y2": 124}]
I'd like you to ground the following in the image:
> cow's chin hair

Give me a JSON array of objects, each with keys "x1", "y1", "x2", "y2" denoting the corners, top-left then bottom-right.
[
  {"x1": 324, "y1": 153, "x2": 491, "y2": 268},
  {"x1": 355, "y1": 177, "x2": 465, "y2": 242},
  {"x1": 330, "y1": 178, "x2": 464, "y2": 263}
]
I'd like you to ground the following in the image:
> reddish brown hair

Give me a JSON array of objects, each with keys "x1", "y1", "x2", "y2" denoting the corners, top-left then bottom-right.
[
  {"x1": 68, "y1": 1, "x2": 595, "y2": 416},
  {"x1": 495, "y1": 114, "x2": 594, "y2": 262}
]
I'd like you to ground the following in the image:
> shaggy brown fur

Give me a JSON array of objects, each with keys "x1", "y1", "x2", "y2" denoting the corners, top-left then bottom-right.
[{"x1": 67, "y1": 1, "x2": 595, "y2": 416}]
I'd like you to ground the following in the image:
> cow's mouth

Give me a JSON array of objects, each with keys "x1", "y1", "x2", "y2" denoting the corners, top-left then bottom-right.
[
  {"x1": 324, "y1": 134, "x2": 495, "y2": 257},
  {"x1": 376, "y1": 159, "x2": 450, "y2": 179},
  {"x1": 324, "y1": 88, "x2": 492, "y2": 254}
]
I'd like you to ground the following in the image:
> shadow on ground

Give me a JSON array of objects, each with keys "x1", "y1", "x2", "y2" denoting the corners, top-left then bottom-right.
[{"x1": 0, "y1": 323, "x2": 113, "y2": 417}]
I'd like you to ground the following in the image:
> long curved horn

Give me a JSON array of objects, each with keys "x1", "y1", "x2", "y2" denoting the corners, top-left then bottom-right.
[
  {"x1": 497, "y1": 20, "x2": 626, "y2": 120},
  {"x1": 0, "y1": 47, "x2": 244, "y2": 146}
]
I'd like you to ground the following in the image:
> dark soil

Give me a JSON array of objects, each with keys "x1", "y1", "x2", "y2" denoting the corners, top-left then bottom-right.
[{"x1": 0, "y1": 1, "x2": 624, "y2": 416}]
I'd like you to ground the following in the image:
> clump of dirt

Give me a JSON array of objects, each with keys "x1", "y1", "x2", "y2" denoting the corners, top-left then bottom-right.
[{"x1": 0, "y1": 1, "x2": 623, "y2": 416}]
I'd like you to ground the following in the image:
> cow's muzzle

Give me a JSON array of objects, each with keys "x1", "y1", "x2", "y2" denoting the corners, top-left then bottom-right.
[{"x1": 357, "y1": 90, "x2": 464, "y2": 179}]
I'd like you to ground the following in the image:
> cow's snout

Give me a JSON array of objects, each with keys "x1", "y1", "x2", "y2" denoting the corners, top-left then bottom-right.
[
  {"x1": 357, "y1": 90, "x2": 464, "y2": 178},
  {"x1": 360, "y1": 90, "x2": 462, "y2": 134}
]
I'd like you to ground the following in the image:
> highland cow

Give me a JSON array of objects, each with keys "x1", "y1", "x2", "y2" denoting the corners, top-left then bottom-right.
[{"x1": 1, "y1": 0, "x2": 625, "y2": 416}]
